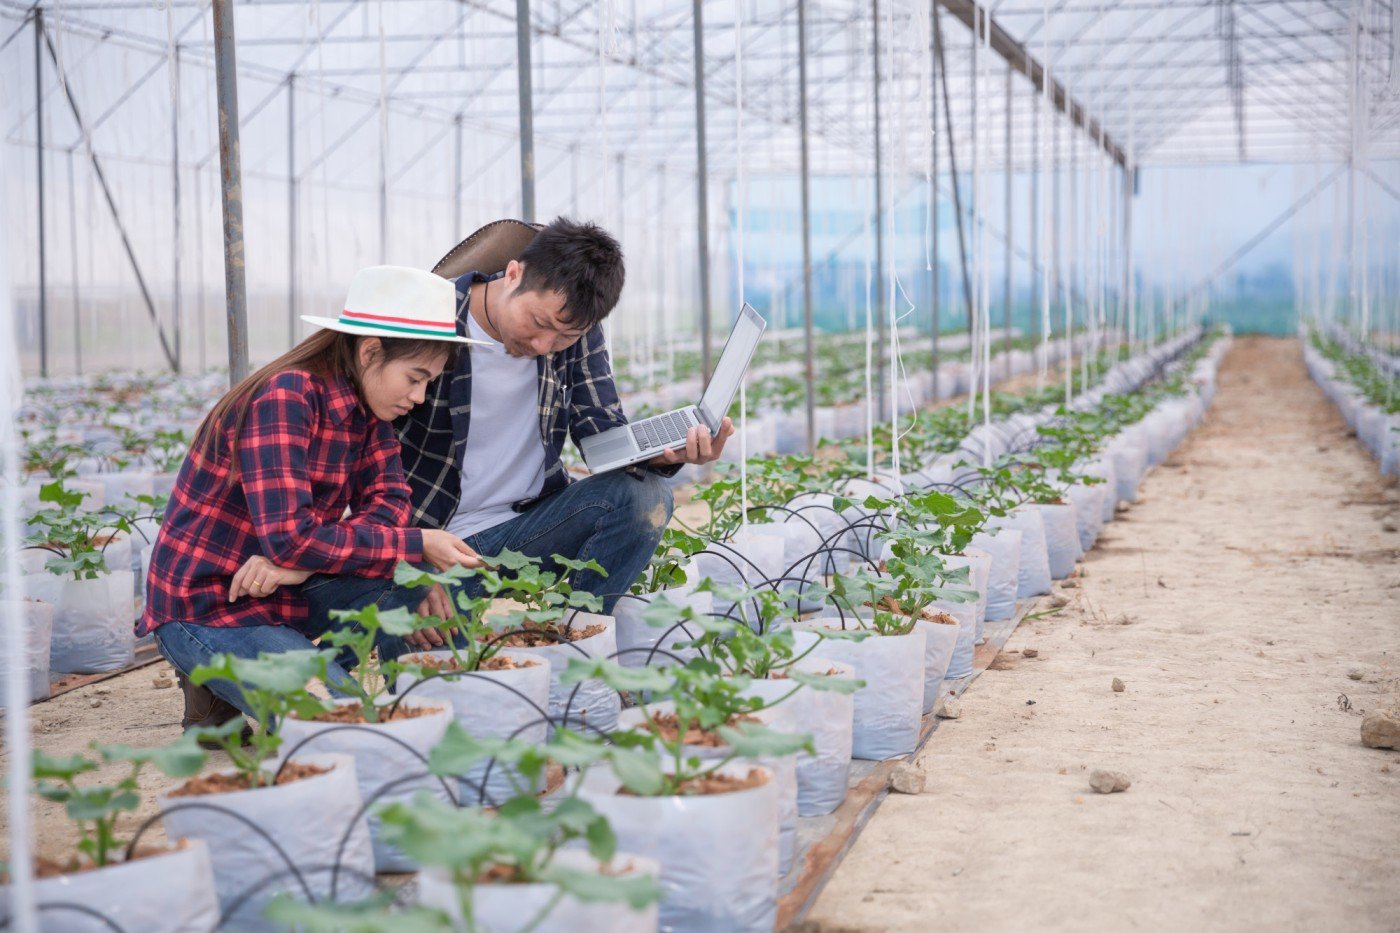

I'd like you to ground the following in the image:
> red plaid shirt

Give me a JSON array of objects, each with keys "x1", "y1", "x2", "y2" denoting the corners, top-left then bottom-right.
[{"x1": 138, "y1": 370, "x2": 423, "y2": 634}]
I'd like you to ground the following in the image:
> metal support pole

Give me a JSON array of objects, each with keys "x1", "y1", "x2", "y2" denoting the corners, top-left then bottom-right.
[
  {"x1": 1003, "y1": 64, "x2": 1013, "y2": 378},
  {"x1": 933, "y1": 10, "x2": 975, "y2": 331},
  {"x1": 212, "y1": 0, "x2": 249, "y2": 384},
  {"x1": 797, "y1": 0, "x2": 815, "y2": 450},
  {"x1": 930, "y1": 0, "x2": 940, "y2": 397},
  {"x1": 693, "y1": 0, "x2": 713, "y2": 386},
  {"x1": 872, "y1": 0, "x2": 887, "y2": 415},
  {"x1": 287, "y1": 74, "x2": 297, "y2": 348},
  {"x1": 1122, "y1": 164, "x2": 1133, "y2": 350},
  {"x1": 34, "y1": 11, "x2": 48, "y2": 378},
  {"x1": 67, "y1": 150, "x2": 82, "y2": 375},
  {"x1": 453, "y1": 113, "x2": 463, "y2": 238},
  {"x1": 172, "y1": 46, "x2": 183, "y2": 370},
  {"x1": 1029, "y1": 77, "x2": 1040, "y2": 346},
  {"x1": 516, "y1": 0, "x2": 536, "y2": 222}
]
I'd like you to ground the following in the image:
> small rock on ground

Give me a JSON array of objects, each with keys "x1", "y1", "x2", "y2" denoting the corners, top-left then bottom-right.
[
  {"x1": 1050, "y1": 594, "x2": 1070, "y2": 608},
  {"x1": 153, "y1": 674, "x2": 174, "y2": 689},
  {"x1": 1060, "y1": 579, "x2": 1079, "y2": 589},
  {"x1": 937, "y1": 697, "x2": 963, "y2": 720},
  {"x1": 1112, "y1": 677, "x2": 1126, "y2": 693},
  {"x1": 890, "y1": 762, "x2": 927, "y2": 795},
  {"x1": 1089, "y1": 769, "x2": 1132, "y2": 794},
  {"x1": 88, "y1": 698, "x2": 102, "y2": 709},
  {"x1": 1361, "y1": 709, "x2": 1400, "y2": 750},
  {"x1": 1346, "y1": 667, "x2": 1364, "y2": 681},
  {"x1": 1021, "y1": 648, "x2": 1040, "y2": 658}
]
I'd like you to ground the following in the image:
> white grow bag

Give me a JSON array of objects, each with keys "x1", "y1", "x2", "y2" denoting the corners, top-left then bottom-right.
[
  {"x1": 740, "y1": 657, "x2": 856, "y2": 818},
  {"x1": 506, "y1": 611, "x2": 621, "y2": 735},
  {"x1": 394, "y1": 649, "x2": 552, "y2": 806},
  {"x1": 617, "y1": 701, "x2": 800, "y2": 878},
  {"x1": 791, "y1": 622, "x2": 925, "y2": 761},
  {"x1": 25, "y1": 570, "x2": 135, "y2": 673},
  {"x1": 612, "y1": 585, "x2": 712, "y2": 669},
  {"x1": 0, "y1": 841, "x2": 219, "y2": 933},
  {"x1": 417, "y1": 849, "x2": 661, "y2": 933},
  {"x1": 578, "y1": 761, "x2": 779, "y2": 933},
  {"x1": 274, "y1": 698, "x2": 452, "y2": 872},
  {"x1": 0, "y1": 598, "x2": 53, "y2": 704},
  {"x1": 1037, "y1": 502, "x2": 1083, "y2": 579},
  {"x1": 1001, "y1": 508, "x2": 1052, "y2": 598},
  {"x1": 970, "y1": 527, "x2": 1022, "y2": 622},
  {"x1": 158, "y1": 753, "x2": 375, "y2": 930}
]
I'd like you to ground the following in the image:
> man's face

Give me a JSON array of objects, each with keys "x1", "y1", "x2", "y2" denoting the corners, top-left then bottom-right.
[{"x1": 492, "y1": 260, "x2": 591, "y2": 357}]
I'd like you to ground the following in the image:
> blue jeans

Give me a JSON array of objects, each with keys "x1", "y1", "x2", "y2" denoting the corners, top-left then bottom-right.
[{"x1": 155, "y1": 470, "x2": 673, "y2": 718}]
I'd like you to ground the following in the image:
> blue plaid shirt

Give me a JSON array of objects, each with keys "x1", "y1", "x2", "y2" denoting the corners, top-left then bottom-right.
[{"x1": 394, "y1": 271, "x2": 676, "y2": 530}]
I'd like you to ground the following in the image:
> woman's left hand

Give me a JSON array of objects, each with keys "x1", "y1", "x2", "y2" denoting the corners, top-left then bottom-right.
[{"x1": 229, "y1": 555, "x2": 313, "y2": 602}]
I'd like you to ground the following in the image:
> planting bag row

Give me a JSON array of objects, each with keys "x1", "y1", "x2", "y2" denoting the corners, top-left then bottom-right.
[
  {"x1": 1038, "y1": 503, "x2": 1083, "y2": 580},
  {"x1": 914, "y1": 617, "x2": 960, "y2": 713},
  {"x1": 931, "y1": 599, "x2": 978, "y2": 680},
  {"x1": 1002, "y1": 509, "x2": 1052, "y2": 598}
]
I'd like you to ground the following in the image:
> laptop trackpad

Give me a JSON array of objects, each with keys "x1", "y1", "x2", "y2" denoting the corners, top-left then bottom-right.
[{"x1": 587, "y1": 433, "x2": 637, "y2": 462}]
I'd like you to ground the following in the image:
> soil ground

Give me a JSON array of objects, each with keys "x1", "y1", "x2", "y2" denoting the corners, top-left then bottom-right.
[{"x1": 802, "y1": 336, "x2": 1400, "y2": 931}]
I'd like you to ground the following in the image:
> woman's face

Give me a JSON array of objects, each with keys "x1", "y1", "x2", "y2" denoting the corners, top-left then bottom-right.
[{"x1": 357, "y1": 339, "x2": 449, "y2": 421}]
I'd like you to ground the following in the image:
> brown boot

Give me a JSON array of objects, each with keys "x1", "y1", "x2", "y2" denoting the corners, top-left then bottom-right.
[{"x1": 178, "y1": 672, "x2": 253, "y2": 749}]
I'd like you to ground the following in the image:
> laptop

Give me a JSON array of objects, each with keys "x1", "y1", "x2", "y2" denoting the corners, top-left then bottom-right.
[{"x1": 581, "y1": 303, "x2": 767, "y2": 473}]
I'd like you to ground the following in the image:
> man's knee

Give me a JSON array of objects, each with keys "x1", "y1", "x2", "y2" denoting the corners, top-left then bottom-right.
[{"x1": 624, "y1": 471, "x2": 675, "y2": 533}]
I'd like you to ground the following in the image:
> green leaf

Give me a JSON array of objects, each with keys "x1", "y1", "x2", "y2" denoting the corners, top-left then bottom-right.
[
  {"x1": 190, "y1": 648, "x2": 332, "y2": 695},
  {"x1": 716, "y1": 721, "x2": 816, "y2": 759},
  {"x1": 32, "y1": 750, "x2": 97, "y2": 782},
  {"x1": 559, "y1": 657, "x2": 672, "y2": 693},
  {"x1": 604, "y1": 746, "x2": 665, "y2": 797},
  {"x1": 98, "y1": 732, "x2": 207, "y2": 778},
  {"x1": 787, "y1": 668, "x2": 863, "y2": 695},
  {"x1": 261, "y1": 893, "x2": 452, "y2": 932},
  {"x1": 541, "y1": 864, "x2": 662, "y2": 910}
]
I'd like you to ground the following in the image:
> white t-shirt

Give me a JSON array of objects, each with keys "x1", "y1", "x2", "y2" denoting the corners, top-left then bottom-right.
[{"x1": 445, "y1": 313, "x2": 547, "y2": 539}]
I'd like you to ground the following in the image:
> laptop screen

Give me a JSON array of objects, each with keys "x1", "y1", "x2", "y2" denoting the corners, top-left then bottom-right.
[{"x1": 697, "y1": 303, "x2": 767, "y2": 430}]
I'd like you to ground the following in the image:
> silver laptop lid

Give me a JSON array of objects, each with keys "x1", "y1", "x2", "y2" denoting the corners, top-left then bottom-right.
[{"x1": 697, "y1": 303, "x2": 767, "y2": 431}]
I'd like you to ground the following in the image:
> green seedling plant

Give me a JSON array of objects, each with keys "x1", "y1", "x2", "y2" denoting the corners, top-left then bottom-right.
[
  {"x1": 22, "y1": 436, "x2": 86, "y2": 481},
  {"x1": 631, "y1": 527, "x2": 707, "y2": 594},
  {"x1": 25, "y1": 481, "x2": 132, "y2": 580},
  {"x1": 322, "y1": 604, "x2": 452, "y2": 723},
  {"x1": 654, "y1": 583, "x2": 866, "y2": 698},
  {"x1": 31, "y1": 733, "x2": 206, "y2": 869},
  {"x1": 394, "y1": 550, "x2": 606, "y2": 672},
  {"x1": 561, "y1": 657, "x2": 815, "y2": 797},
  {"x1": 188, "y1": 649, "x2": 335, "y2": 788}
]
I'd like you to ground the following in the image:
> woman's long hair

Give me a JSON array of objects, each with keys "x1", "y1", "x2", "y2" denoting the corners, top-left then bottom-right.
[{"x1": 191, "y1": 329, "x2": 456, "y2": 484}]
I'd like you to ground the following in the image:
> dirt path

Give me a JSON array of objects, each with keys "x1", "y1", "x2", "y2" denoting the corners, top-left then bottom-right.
[{"x1": 804, "y1": 336, "x2": 1400, "y2": 932}]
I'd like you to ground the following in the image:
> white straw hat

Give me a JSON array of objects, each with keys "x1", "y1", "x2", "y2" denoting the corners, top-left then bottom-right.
[{"x1": 301, "y1": 265, "x2": 486, "y2": 345}]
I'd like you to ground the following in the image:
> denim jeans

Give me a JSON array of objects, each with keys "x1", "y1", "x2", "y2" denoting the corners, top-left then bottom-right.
[{"x1": 155, "y1": 469, "x2": 673, "y2": 718}]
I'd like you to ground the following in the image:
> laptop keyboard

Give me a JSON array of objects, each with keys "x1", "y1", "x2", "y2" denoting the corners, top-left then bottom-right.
[{"x1": 630, "y1": 409, "x2": 696, "y2": 451}]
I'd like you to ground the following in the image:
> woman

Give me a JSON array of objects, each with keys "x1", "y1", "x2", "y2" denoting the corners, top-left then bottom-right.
[{"x1": 140, "y1": 265, "x2": 481, "y2": 732}]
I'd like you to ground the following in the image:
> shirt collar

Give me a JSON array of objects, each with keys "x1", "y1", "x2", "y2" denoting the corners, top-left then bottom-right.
[{"x1": 325, "y1": 373, "x2": 363, "y2": 426}]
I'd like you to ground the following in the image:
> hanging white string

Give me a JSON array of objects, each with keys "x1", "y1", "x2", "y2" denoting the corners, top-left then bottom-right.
[
  {"x1": 885, "y1": 0, "x2": 903, "y2": 493},
  {"x1": 980, "y1": 4, "x2": 992, "y2": 459},
  {"x1": 1039, "y1": 0, "x2": 1051, "y2": 388},
  {"x1": 735, "y1": 0, "x2": 748, "y2": 528},
  {"x1": 966, "y1": 5, "x2": 980, "y2": 425},
  {"x1": 863, "y1": 21, "x2": 876, "y2": 480}
]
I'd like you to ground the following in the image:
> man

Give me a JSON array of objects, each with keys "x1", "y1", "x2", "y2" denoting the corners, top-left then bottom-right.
[{"x1": 389, "y1": 216, "x2": 732, "y2": 649}]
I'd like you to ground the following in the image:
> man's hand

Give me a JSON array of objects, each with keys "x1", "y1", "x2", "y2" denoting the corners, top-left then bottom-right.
[
  {"x1": 422, "y1": 529, "x2": 483, "y2": 573},
  {"x1": 228, "y1": 555, "x2": 313, "y2": 602},
  {"x1": 651, "y1": 417, "x2": 735, "y2": 467},
  {"x1": 405, "y1": 583, "x2": 452, "y2": 651}
]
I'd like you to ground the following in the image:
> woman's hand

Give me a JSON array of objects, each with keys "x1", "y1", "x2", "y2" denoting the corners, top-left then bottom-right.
[
  {"x1": 404, "y1": 584, "x2": 453, "y2": 651},
  {"x1": 422, "y1": 529, "x2": 483, "y2": 572},
  {"x1": 229, "y1": 555, "x2": 314, "y2": 602}
]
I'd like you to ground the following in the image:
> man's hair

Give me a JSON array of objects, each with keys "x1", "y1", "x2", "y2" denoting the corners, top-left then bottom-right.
[{"x1": 517, "y1": 217, "x2": 625, "y2": 330}]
